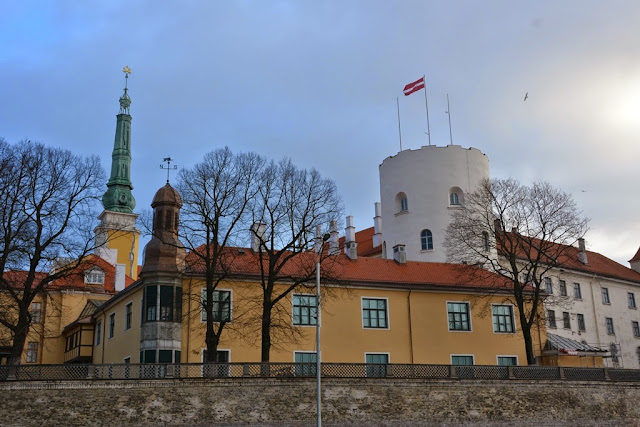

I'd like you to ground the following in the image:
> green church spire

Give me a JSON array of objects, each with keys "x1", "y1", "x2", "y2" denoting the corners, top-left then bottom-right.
[{"x1": 102, "y1": 67, "x2": 136, "y2": 213}]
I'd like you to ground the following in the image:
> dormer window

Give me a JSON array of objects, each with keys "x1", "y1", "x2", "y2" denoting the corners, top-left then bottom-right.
[{"x1": 85, "y1": 268, "x2": 105, "y2": 285}]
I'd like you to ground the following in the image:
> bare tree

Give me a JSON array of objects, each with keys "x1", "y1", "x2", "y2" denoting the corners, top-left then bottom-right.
[
  {"x1": 0, "y1": 139, "x2": 105, "y2": 365},
  {"x1": 177, "y1": 147, "x2": 265, "y2": 362},
  {"x1": 250, "y1": 158, "x2": 344, "y2": 362},
  {"x1": 445, "y1": 178, "x2": 589, "y2": 365}
]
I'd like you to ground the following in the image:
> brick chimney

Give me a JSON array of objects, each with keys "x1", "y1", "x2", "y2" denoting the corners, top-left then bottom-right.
[
  {"x1": 373, "y1": 202, "x2": 383, "y2": 248},
  {"x1": 393, "y1": 244, "x2": 406, "y2": 264},
  {"x1": 344, "y1": 215, "x2": 357, "y2": 260},
  {"x1": 578, "y1": 238, "x2": 588, "y2": 265}
]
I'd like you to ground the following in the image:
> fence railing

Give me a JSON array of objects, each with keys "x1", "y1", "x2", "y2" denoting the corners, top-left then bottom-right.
[{"x1": 1, "y1": 362, "x2": 640, "y2": 382}]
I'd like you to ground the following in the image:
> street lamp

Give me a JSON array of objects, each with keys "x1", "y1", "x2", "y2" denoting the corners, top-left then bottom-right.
[{"x1": 316, "y1": 229, "x2": 330, "y2": 427}]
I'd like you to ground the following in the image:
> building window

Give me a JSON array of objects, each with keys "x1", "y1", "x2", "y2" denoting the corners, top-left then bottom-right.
[
  {"x1": 396, "y1": 192, "x2": 408, "y2": 213},
  {"x1": 85, "y1": 269, "x2": 105, "y2": 285},
  {"x1": 26, "y1": 342, "x2": 38, "y2": 363},
  {"x1": 492, "y1": 305, "x2": 515, "y2": 333},
  {"x1": 125, "y1": 303, "x2": 132, "y2": 330},
  {"x1": 547, "y1": 310, "x2": 556, "y2": 328},
  {"x1": 420, "y1": 229, "x2": 433, "y2": 250},
  {"x1": 362, "y1": 298, "x2": 388, "y2": 329},
  {"x1": 144, "y1": 284, "x2": 181, "y2": 323},
  {"x1": 577, "y1": 313, "x2": 585, "y2": 331},
  {"x1": 449, "y1": 192, "x2": 460, "y2": 205},
  {"x1": 451, "y1": 355, "x2": 474, "y2": 365},
  {"x1": 482, "y1": 231, "x2": 490, "y2": 251},
  {"x1": 29, "y1": 302, "x2": 42, "y2": 324},
  {"x1": 365, "y1": 353, "x2": 389, "y2": 377},
  {"x1": 559, "y1": 280, "x2": 567, "y2": 296},
  {"x1": 562, "y1": 312, "x2": 571, "y2": 329},
  {"x1": 293, "y1": 294, "x2": 317, "y2": 326},
  {"x1": 606, "y1": 317, "x2": 615, "y2": 335},
  {"x1": 447, "y1": 302, "x2": 471, "y2": 331},
  {"x1": 602, "y1": 287, "x2": 610, "y2": 304},
  {"x1": 294, "y1": 352, "x2": 317, "y2": 377},
  {"x1": 573, "y1": 283, "x2": 582, "y2": 299},
  {"x1": 96, "y1": 321, "x2": 102, "y2": 346},
  {"x1": 544, "y1": 277, "x2": 553, "y2": 294},
  {"x1": 201, "y1": 289, "x2": 232, "y2": 322},
  {"x1": 633, "y1": 321, "x2": 640, "y2": 338},
  {"x1": 497, "y1": 356, "x2": 517, "y2": 366},
  {"x1": 108, "y1": 313, "x2": 115, "y2": 338},
  {"x1": 629, "y1": 292, "x2": 637, "y2": 309}
]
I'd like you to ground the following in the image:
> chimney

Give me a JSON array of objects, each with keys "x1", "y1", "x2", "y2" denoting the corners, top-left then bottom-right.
[
  {"x1": 329, "y1": 220, "x2": 339, "y2": 255},
  {"x1": 344, "y1": 215, "x2": 357, "y2": 260},
  {"x1": 115, "y1": 263, "x2": 126, "y2": 292},
  {"x1": 393, "y1": 244, "x2": 406, "y2": 264},
  {"x1": 250, "y1": 223, "x2": 266, "y2": 252},
  {"x1": 372, "y1": 202, "x2": 383, "y2": 248},
  {"x1": 578, "y1": 238, "x2": 588, "y2": 265}
]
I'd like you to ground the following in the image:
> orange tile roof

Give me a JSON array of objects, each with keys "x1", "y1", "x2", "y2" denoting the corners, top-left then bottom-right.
[
  {"x1": 501, "y1": 233, "x2": 640, "y2": 284},
  {"x1": 185, "y1": 246, "x2": 511, "y2": 292},
  {"x1": 2, "y1": 254, "x2": 134, "y2": 294},
  {"x1": 338, "y1": 226, "x2": 382, "y2": 257}
]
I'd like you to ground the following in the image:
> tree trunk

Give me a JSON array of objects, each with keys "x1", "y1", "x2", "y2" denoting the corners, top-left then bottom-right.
[
  {"x1": 260, "y1": 298, "x2": 272, "y2": 363},
  {"x1": 520, "y1": 321, "x2": 536, "y2": 365},
  {"x1": 8, "y1": 313, "x2": 29, "y2": 365}
]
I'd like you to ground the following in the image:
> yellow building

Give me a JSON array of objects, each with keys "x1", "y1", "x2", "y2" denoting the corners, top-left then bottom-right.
[{"x1": 92, "y1": 182, "x2": 544, "y2": 367}]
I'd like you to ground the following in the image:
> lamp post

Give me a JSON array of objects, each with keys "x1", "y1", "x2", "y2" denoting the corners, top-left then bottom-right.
[{"x1": 316, "y1": 231, "x2": 330, "y2": 427}]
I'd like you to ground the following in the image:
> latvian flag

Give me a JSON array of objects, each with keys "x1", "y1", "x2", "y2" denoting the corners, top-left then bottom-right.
[{"x1": 403, "y1": 76, "x2": 425, "y2": 96}]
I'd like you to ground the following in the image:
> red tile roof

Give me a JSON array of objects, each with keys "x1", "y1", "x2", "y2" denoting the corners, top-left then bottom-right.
[
  {"x1": 629, "y1": 246, "x2": 640, "y2": 263},
  {"x1": 338, "y1": 226, "x2": 382, "y2": 257},
  {"x1": 185, "y1": 246, "x2": 511, "y2": 292},
  {"x1": 1, "y1": 254, "x2": 134, "y2": 294}
]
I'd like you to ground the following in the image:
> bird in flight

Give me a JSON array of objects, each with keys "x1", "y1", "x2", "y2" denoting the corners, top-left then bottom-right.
[{"x1": 524, "y1": 92, "x2": 528, "y2": 101}]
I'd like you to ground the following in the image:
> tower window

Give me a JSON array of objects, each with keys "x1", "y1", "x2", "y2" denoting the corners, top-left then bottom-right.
[
  {"x1": 449, "y1": 187, "x2": 464, "y2": 206},
  {"x1": 395, "y1": 192, "x2": 408, "y2": 213},
  {"x1": 482, "y1": 231, "x2": 490, "y2": 251},
  {"x1": 420, "y1": 229, "x2": 433, "y2": 250}
]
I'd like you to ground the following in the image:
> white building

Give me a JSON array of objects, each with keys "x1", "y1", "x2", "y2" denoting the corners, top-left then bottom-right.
[
  {"x1": 350, "y1": 143, "x2": 640, "y2": 368},
  {"x1": 378, "y1": 145, "x2": 489, "y2": 262}
]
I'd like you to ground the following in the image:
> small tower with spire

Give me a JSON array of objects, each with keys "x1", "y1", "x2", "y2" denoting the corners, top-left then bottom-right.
[{"x1": 94, "y1": 67, "x2": 141, "y2": 284}]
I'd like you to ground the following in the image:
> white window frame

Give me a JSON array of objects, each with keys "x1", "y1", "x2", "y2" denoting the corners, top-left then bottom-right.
[
  {"x1": 29, "y1": 302, "x2": 42, "y2": 324},
  {"x1": 201, "y1": 347, "x2": 232, "y2": 363},
  {"x1": 446, "y1": 300, "x2": 473, "y2": 332},
  {"x1": 364, "y1": 352, "x2": 390, "y2": 377},
  {"x1": 26, "y1": 342, "x2": 38, "y2": 363},
  {"x1": 108, "y1": 312, "x2": 116, "y2": 339},
  {"x1": 450, "y1": 354, "x2": 475, "y2": 365},
  {"x1": 491, "y1": 303, "x2": 516, "y2": 334},
  {"x1": 420, "y1": 229, "x2": 434, "y2": 251},
  {"x1": 361, "y1": 296, "x2": 390, "y2": 330},
  {"x1": 124, "y1": 301, "x2": 133, "y2": 331},
  {"x1": 201, "y1": 288, "x2": 233, "y2": 323},
  {"x1": 85, "y1": 268, "x2": 105, "y2": 285},
  {"x1": 123, "y1": 356, "x2": 131, "y2": 363},
  {"x1": 292, "y1": 293, "x2": 318, "y2": 327},
  {"x1": 496, "y1": 355, "x2": 519, "y2": 366}
]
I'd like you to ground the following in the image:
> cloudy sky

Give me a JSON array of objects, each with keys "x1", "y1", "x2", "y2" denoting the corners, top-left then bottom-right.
[{"x1": 2, "y1": 1, "x2": 639, "y2": 265}]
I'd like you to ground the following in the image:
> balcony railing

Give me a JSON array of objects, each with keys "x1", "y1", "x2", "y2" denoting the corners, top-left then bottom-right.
[{"x1": 1, "y1": 363, "x2": 639, "y2": 382}]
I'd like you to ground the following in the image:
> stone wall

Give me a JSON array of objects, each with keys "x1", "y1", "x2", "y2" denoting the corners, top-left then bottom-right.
[{"x1": 1, "y1": 378, "x2": 639, "y2": 426}]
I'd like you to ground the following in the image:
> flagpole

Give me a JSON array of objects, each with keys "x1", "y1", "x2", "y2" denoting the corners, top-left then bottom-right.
[
  {"x1": 423, "y1": 75, "x2": 431, "y2": 146},
  {"x1": 396, "y1": 97, "x2": 403, "y2": 152},
  {"x1": 446, "y1": 93, "x2": 453, "y2": 146}
]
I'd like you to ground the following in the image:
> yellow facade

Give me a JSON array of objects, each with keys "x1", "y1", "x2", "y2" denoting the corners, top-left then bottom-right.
[
  {"x1": 105, "y1": 228, "x2": 140, "y2": 280},
  {"x1": 94, "y1": 277, "x2": 543, "y2": 366}
]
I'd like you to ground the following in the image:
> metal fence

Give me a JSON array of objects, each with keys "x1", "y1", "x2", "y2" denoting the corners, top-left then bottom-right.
[{"x1": 1, "y1": 362, "x2": 639, "y2": 382}]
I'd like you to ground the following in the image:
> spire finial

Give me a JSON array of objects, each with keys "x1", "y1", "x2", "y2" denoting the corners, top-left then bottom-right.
[
  {"x1": 119, "y1": 66, "x2": 132, "y2": 114},
  {"x1": 160, "y1": 157, "x2": 178, "y2": 184}
]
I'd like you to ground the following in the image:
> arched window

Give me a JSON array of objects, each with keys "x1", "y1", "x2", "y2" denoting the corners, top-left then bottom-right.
[
  {"x1": 449, "y1": 187, "x2": 464, "y2": 206},
  {"x1": 395, "y1": 192, "x2": 408, "y2": 213},
  {"x1": 420, "y1": 229, "x2": 433, "y2": 250},
  {"x1": 482, "y1": 231, "x2": 490, "y2": 251}
]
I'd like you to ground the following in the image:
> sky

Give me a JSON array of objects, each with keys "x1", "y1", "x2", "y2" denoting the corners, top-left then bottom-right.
[{"x1": 1, "y1": 1, "x2": 640, "y2": 265}]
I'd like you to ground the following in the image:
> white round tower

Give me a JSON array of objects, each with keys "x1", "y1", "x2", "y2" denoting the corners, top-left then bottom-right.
[{"x1": 379, "y1": 145, "x2": 490, "y2": 263}]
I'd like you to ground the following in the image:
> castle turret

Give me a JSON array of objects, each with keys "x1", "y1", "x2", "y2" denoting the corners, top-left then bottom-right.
[{"x1": 94, "y1": 69, "x2": 140, "y2": 283}]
